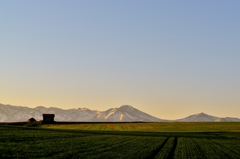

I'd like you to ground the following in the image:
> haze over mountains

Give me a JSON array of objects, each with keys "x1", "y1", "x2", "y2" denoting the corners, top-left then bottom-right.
[{"x1": 0, "y1": 103, "x2": 239, "y2": 122}]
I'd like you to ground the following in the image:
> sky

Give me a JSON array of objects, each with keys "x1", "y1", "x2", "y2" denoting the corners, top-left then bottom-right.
[{"x1": 1, "y1": 1, "x2": 240, "y2": 119}]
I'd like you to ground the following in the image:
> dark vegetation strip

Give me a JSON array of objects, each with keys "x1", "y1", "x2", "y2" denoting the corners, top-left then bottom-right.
[
  {"x1": 144, "y1": 137, "x2": 169, "y2": 159},
  {"x1": 65, "y1": 137, "x2": 139, "y2": 158},
  {"x1": 167, "y1": 137, "x2": 177, "y2": 159},
  {"x1": 205, "y1": 138, "x2": 240, "y2": 159},
  {"x1": 211, "y1": 139, "x2": 240, "y2": 156},
  {"x1": 50, "y1": 136, "x2": 134, "y2": 158}
]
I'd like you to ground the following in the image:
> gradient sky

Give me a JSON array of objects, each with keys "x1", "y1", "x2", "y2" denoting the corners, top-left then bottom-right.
[{"x1": 1, "y1": 1, "x2": 240, "y2": 119}]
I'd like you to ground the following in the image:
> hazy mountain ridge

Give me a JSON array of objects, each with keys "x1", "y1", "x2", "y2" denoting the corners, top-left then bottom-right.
[
  {"x1": 0, "y1": 104, "x2": 163, "y2": 122},
  {"x1": 0, "y1": 104, "x2": 239, "y2": 122},
  {"x1": 176, "y1": 112, "x2": 240, "y2": 122}
]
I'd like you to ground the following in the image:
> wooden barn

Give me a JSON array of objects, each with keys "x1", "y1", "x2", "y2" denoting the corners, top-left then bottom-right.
[
  {"x1": 42, "y1": 114, "x2": 55, "y2": 123},
  {"x1": 28, "y1": 117, "x2": 36, "y2": 122}
]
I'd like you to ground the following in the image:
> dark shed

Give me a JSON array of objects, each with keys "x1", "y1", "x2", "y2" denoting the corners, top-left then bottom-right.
[{"x1": 42, "y1": 114, "x2": 55, "y2": 123}]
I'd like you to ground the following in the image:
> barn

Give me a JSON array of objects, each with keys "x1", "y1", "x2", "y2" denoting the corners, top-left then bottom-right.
[
  {"x1": 42, "y1": 114, "x2": 55, "y2": 123},
  {"x1": 28, "y1": 117, "x2": 36, "y2": 122}
]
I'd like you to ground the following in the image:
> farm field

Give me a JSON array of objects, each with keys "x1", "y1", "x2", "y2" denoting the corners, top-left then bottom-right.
[
  {"x1": 40, "y1": 122, "x2": 240, "y2": 132},
  {"x1": 1, "y1": 125, "x2": 240, "y2": 158}
]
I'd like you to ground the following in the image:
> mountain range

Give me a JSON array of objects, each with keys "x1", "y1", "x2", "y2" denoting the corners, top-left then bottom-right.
[{"x1": 0, "y1": 103, "x2": 239, "y2": 122}]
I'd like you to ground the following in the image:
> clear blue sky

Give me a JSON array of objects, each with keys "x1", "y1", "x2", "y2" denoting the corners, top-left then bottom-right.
[{"x1": 1, "y1": 1, "x2": 240, "y2": 119}]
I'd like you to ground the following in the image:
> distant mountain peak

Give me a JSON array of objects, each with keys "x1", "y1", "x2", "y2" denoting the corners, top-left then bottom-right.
[
  {"x1": 35, "y1": 106, "x2": 46, "y2": 109},
  {"x1": 119, "y1": 105, "x2": 135, "y2": 111},
  {"x1": 35, "y1": 106, "x2": 45, "y2": 108},
  {"x1": 195, "y1": 112, "x2": 208, "y2": 116},
  {"x1": 176, "y1": 112, "x2": 240, "y2": 122},
  {"x1": 119, "y1": 105, "x2": 133, "y2": 108},
  {"x1": 93, "y1": 105, "x2": 162, "y2": 122}
]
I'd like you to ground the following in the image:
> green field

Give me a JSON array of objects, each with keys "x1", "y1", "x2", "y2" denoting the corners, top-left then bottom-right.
[
  {"x1": 40, "y1": 122, "x2": 240, "y2": 132},
  {"x1": 1, "y1": 123, "x2": 240, "y2": 158}
]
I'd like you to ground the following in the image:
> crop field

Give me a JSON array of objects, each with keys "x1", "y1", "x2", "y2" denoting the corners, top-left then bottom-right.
[
  {"x1": 40, "y1": 122, "x2": 240, "y2": 132},
  {"x1": 1, "y1": 125, "x2": 240, "y2": 158}
]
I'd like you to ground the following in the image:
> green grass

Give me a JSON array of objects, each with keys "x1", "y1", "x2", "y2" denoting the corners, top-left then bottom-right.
[
  {"x1": 40, "y1": 122, "x2": 240, "y2": 132},
  {"x1": 1, "y1": 124, "x2": 240, "y2": 158}
]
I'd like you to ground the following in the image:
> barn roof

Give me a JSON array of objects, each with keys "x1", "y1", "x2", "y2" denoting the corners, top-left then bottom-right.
[{"x1": 42, "y1": 114, "x2": 55, "y2": 117}]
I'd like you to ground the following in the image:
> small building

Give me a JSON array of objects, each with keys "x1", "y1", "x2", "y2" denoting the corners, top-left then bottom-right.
[
  {"x1": 42, "y1": 114, "x2": 55, "y2": 123},
  {"x1": 28, "y1": 117, "x2": 36, "y2": 122}
]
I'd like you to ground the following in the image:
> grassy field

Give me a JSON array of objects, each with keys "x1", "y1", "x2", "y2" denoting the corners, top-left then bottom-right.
[
  {"x1": 1, "y1": 123, "x2": 240, "y2": 158},
  {"x1": 40, "y1": 122, "x2": 240, "y2": 132}
]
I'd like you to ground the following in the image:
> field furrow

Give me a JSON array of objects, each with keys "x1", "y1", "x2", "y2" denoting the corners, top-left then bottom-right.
[{"x1": 152, "y1": 137, "x2": 174, "y2": 159}]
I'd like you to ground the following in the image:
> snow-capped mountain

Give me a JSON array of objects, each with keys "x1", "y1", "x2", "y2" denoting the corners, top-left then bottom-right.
[
  {"x1": 1, "y1": 103, "x2": 240, "y2": 122},
  {"x1": 0, "y1": 104, "x2": 163, "y2": 122},
  {"x1": 92, "y1": 105, "x2": 163, "y2": 122},
  {"x1": 176, "y1": 112, "x2": 240, "y2": 122}
]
